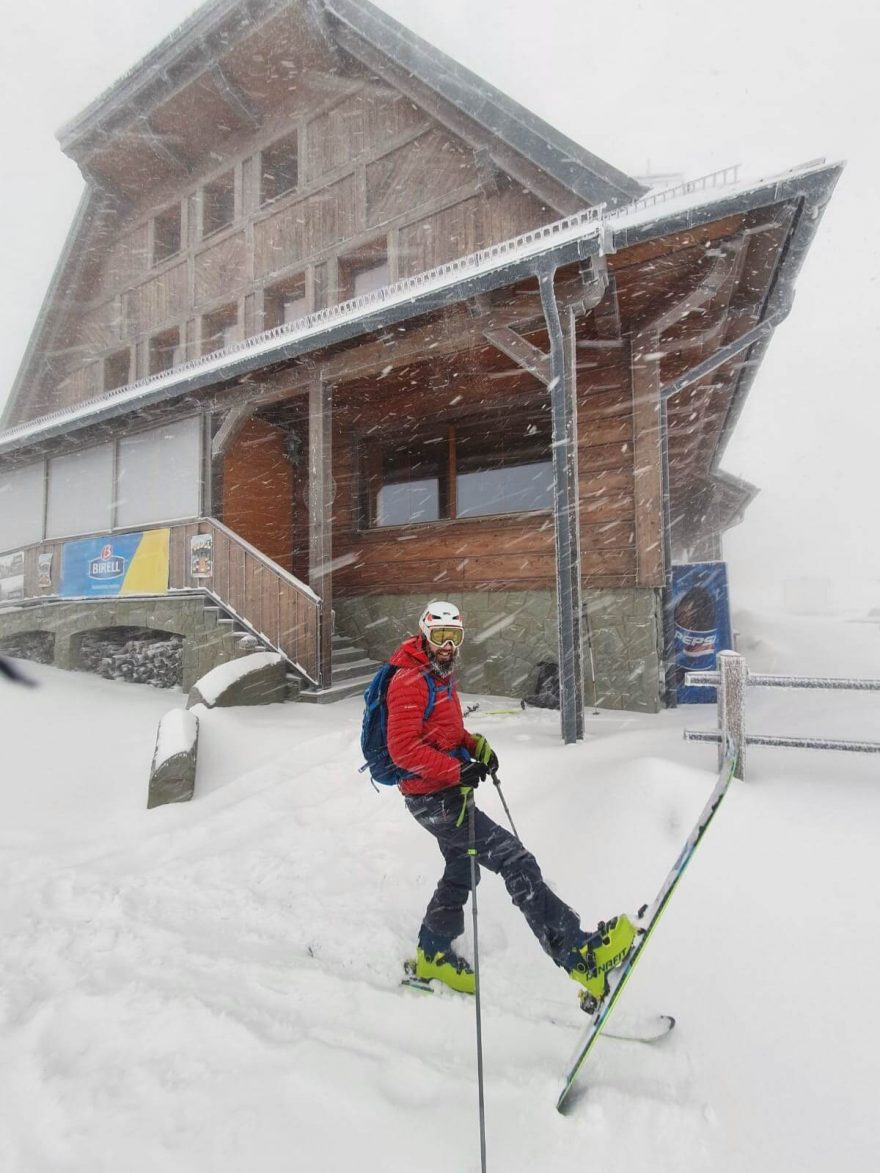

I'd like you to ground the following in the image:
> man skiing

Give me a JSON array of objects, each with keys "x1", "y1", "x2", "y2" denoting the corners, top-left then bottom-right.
[{"x1": 386, "y1": 600, "x2": 635, "y2": 1002}]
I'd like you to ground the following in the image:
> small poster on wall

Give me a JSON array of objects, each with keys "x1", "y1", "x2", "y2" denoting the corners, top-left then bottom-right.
[
  {"x1": 37, "y1": 552, "x2": 53, "y2": 590},
  {"x1": 190, "y1": 533, "x2": 213, "y2": 579},
  {"x1": 0, "y1": 550, "x2": 25, "y2": 602}
]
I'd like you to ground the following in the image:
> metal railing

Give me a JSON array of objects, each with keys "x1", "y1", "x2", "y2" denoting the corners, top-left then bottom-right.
[{"x1": 683, "y1": 650, "x2": 880, "y2": 779}]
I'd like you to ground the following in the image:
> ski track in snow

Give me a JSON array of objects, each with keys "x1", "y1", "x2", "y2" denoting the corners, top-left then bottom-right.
[{"x1": 1, "y1": 609, "x2": 879, "y2": 1171}]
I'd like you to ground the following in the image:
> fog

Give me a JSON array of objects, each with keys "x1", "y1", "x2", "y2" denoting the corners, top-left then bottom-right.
[{"x1": 2, "y1": 0, "x2": 878, "y2": 611}]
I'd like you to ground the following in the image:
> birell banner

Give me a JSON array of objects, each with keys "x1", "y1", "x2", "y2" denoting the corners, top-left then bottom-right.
[
  {"x1": 59, "y1": 530, "x2": 170, "y2": 598},
  {"x1": 672, "y1": 561, "x2": 734, "y2": 704}
]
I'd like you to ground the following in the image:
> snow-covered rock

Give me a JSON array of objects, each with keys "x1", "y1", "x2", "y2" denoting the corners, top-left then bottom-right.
[
  {"x1": 186, "y1": 651, "x2": 287, "y2": 709},
  {"x1": 147, "y1": 707, "x2": 199, "y2": 809}
]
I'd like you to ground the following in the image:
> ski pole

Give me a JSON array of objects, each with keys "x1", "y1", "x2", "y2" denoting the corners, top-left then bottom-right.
[
  {"x1": 490, "y1": 771, "x2": 519, "y2": 840},
  {"x1": 466, "y1": 788, "x2": 488, "y2": 1173}
]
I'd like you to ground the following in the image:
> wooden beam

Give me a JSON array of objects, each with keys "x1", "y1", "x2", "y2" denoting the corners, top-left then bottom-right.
[
  {"x1": 631, "y1": 331, "x2": 665, "y2": 587},
  {"x1": 332, "y1": 25, "x2": 583, "y2": 215},
  {"x1": 303, "y1": 0, "x2": 345, "y2": 66},
  {"x1": 211, "y1": 401, "x2": 256, "y2": 458},
  {"x1": 139, "y1": 116, "x2": 192, "y2": 175},
  {"x1": 308, "y1": 376, "x2": 333, "y2": 687},
  {"x1": 210, "y1": 64, "x2": 261, "y2": 129},
  {"x1": 473, "y1": 146, "x2": 501, "y2": 196},
  {"x1": 483, "y1": 326, "x2": 551, "y2": 386}
]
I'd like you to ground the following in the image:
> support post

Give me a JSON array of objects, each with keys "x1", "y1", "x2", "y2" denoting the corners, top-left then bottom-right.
[
  {"x1": 718, "y1": 650, "x2": 747, "y2": 780},
  {"x1": 308, "y1": 376, "x2": 333, "y2": 688},
  {"x1": 539, "y1": 267, "x2": 584, "y2": 744}
]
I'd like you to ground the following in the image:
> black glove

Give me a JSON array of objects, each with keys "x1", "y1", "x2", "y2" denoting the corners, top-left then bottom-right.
[
  {"x1": 459, "y1": 760, "x2": 488, "y2": 788},
  {"x1": 472, "y1": 733, "x2": 499, "y2": 774}
]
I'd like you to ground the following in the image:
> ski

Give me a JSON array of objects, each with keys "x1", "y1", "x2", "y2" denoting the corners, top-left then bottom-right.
[
  {"x1": 556, "y1": 742, "x2": 739, "y2": 1112},
  {"x1": 402, "y1": 964, "x2": 675, "y2": 1044},
  {"x1": 601, "y1": 1012, "x2": 675, "y2": 1043}
]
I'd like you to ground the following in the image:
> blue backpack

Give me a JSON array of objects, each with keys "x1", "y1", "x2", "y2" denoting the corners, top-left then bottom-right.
[{"x1": 360, "y1": 663, "x2": 449, "y2": 787}]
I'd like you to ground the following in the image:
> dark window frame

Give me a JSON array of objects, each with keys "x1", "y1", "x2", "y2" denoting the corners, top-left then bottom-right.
[
  {"x1": 202, "y1": 170, "x2": 235, "y2": 238},
  {"x1": 152, "y1": 204, "x2": 182, "y2": 266},
  {"x1": 103, "y1": 348, "x2": 131, "y2": 392},
  {"x1": 201, "y1": 303, "x2": 239, "y2": 355},
  {"x1": 148, "y1": 326, "x2": 182, "y2": 375},
  {"x1": 263, "y1": 272, "x2": 309, "y2": 330},
  {"x1": 358, "y1": 411, "x2": 554, "y2": 530},
  {"x1": 338, "y1": 239, "x2": 390, "y2": 302},
  {"x1": 259, "y1": 132, "x2": 299, "y2": 206}
]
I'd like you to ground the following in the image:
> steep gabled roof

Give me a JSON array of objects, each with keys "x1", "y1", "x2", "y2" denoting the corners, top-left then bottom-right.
[
  {"x1": 323, "y1": 0, "x2": 645, "y2": 207},
  {"x1": 57, "y1": 0, "x2": 644, "y2": 208}
]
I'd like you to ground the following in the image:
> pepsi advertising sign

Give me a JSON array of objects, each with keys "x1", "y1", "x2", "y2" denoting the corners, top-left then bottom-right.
[{"x1": 672, "y1": 562, "x2": 733, "y2": 703}]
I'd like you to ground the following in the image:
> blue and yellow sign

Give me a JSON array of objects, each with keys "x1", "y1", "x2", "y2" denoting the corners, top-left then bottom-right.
[{"x1": 60, "y1": 530, "x2": 170, "y2": 597}]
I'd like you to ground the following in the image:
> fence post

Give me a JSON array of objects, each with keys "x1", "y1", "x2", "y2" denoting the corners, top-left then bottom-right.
[{"x1": 718, "y1": 650, "x2": 747, "y2": 780}]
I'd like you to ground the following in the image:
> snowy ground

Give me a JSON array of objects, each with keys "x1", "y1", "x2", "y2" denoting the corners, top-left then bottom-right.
[{"x1": 1, "y1": 609, "x2": 878, "y2": 1172}]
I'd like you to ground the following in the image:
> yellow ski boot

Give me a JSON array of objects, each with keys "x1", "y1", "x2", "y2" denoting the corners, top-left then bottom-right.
[
  {"x1": 568, "y1": 914, "x2": 636, "y2": 1011},
  {"x1": 411, "y1": 946, "x2": 475, "y2": 994}
]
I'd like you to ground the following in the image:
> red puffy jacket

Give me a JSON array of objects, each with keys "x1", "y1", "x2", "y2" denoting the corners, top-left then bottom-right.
[{"x1": 386, "y1": 635, "x2": 476, "y2": 796}]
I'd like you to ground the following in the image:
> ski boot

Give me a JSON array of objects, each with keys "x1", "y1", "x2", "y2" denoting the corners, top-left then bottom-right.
[
  {"x1": 567, "y1": 914, "x2": 636, "y2": 1012},
  {"x1": 405, "y1": 945, "x2": 476, "y2": 994}
]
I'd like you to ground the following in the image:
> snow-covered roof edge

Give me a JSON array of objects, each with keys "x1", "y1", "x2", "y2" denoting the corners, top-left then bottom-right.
[{"x1": 0, "y1": 159, "x2": 842, "y2": 460}]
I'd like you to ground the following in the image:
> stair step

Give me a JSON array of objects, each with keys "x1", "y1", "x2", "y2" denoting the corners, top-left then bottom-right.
[
  {"x1": 331, "y1": 658, "x2": 380, "y2": 683},
  {"x1": 332, "y1": 645, "x2": 370, "y2": 665},
  {"x1": 298, "y1": 675, "x2": 374, "y2": 704}
]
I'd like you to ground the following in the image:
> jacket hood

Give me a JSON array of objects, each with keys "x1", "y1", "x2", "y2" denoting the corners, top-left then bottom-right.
[{"x1": 388, "y1": 635, "x2": 431, "y2": 670}]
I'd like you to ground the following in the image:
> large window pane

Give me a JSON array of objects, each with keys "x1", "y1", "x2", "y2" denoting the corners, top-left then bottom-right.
[
  {"x1": 0, "y1": 461, "x2": 45, "y2": 551},
  {"x1": 47, "y1": 445, "x2": 114, "y2": 539},
  {"x1": 376, "y1": 478, "x2": 439, "y2": 526},
  {"x1": 457, "y1": 461, "x2": 554, "y2": 517},
  {"x1": 116, "y1": 417, "x2": 201, "y2": 529}
]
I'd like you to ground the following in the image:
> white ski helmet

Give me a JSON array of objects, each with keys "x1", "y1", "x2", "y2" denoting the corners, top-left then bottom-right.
[{"x1": 418, "y1": 600, "x2": 464, "y2": 647}]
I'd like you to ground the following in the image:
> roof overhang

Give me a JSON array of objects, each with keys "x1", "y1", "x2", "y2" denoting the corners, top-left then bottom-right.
[{"x1": 0, "y1": 160, "x2": 842, "y2": 469}]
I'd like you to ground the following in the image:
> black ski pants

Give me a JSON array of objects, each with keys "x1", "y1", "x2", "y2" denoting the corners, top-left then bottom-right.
[{"x1": 404, "y1": 787, "x2": 582, "y2": 967}]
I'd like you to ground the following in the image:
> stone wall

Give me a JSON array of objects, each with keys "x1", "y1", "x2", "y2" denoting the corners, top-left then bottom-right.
[
  {"x1": 0, "y1": 596, "x2": 257, "y2": 692},
  {"x1": 334, "y1": 587, "x2": 664, "y2": 713}
]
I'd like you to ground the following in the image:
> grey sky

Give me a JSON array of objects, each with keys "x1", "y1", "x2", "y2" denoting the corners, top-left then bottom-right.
[{"x1": 2, "y1": 0, "x2": 878, "y2": 607}]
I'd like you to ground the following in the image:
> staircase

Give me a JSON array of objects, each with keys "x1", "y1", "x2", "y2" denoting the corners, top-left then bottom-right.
[{"x1": 298, "y1": 631, "x2": 382, "y2": 704}]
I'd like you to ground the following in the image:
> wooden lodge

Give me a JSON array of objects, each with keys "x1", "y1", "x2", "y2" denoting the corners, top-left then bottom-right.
[{"x1": 0, "y1": 0, "x2": 841, "y2": 739}]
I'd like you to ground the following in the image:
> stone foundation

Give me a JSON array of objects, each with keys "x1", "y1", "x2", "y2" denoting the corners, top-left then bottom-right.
[
  {"x1": 334, "y1": 588, "x2": 664, "y2": 713},
  {"x1": 0, "y1": 596, "x2": 258, "y2": 692}
]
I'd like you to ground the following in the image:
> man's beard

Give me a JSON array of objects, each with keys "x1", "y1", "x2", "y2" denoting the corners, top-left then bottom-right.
[{"x1": 428, "y1": 649, "x2": 457, "y2": 678}]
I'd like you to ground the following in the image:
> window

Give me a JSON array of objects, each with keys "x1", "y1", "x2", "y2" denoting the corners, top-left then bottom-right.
[
  {"x1": 46, "y1": 444, "x2": 114, "y2": 539},
  {"x1": 264, "y1": 274, "x2": 308, "y2": 329},
  {"x1": 201, "y1": 304, "x2": 239, "y2": 355},
  {"x1": 202, "y1": 170, "x2": 235, "y2": 237},
  {"x1": 103, "y1": 348, "x2": 131, "y2": 391},
  {"x1": 0, "y1": 462, "x2": 46, "y2": 551},
  {"x1": 153, "y1": 204, "x2": 182, "y2": 264},
  {"x1": 338, "y1": 240, "x2": 389, "y2": 302},
  {"x1": 260, "y1": 133, "x2": 298, "y2": 205},
  {"x1": 115, "y1": 417, "x2": 201, "y2": 528},
  {"x1": 149, "y1": 327, "x2": 182, "y2": 375},
  {"x1": 454, "y1": 419, "x2": 554, "y2": 518},
  {"x1": 360, "y1": 413, "x2": 553, "y2": 528}
]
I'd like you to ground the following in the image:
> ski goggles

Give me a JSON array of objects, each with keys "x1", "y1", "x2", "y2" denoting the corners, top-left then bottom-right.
[{"x1": 426, "y1": 626, "x2": 464, "y2": 648}]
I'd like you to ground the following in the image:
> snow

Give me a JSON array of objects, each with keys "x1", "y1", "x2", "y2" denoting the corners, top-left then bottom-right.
[
  {"x1": 152, "y1": 707, "x2": 198, "y2": 768},
  {"x1": 1, "y1": 608, "x2": 879, "y2": 1171}
]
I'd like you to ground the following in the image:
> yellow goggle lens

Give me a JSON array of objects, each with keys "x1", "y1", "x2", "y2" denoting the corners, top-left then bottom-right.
[{"x1": 427, "y1": 626, "x2": 463, "y2": 647}]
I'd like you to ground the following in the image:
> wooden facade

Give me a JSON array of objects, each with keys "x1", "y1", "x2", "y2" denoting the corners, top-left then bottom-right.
[{"x1": 0, "y1": 0, "x2": 841, "y2": 720}]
